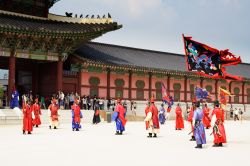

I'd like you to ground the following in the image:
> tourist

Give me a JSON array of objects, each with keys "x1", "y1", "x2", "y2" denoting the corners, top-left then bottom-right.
[
  {"x1": 40, "y1": 96, "x2": 46, "y2": 109},
  {"x1": 175, "y1": 103, "x2": 184, "y2": 130},
  {"x1": 144, "y1": 97, "x2": 160, "y2": 138},
  {"x1": 92, "y1": 101, "x2": 101, "y2": 124},
  {"x1": 230, "y1": 105, "x2": 234, "y2": 119},
  {"x1": 32, "y1": 98, "x2": 41, "y2": 128},
  {"x1": 112, "y1": 99, "x2": 127, "y2": 135},
  {"x1": 193, "y1": 101, "x2": 206, "y2": 148},
  {"x1": 59, "y1": 91, "x2": 65, "y2": 109},
  {"x1": 159, "y1": 103, "x2": 166, "y2": 125},
  {"x1": 48, "y1": 98, "x2": 59, "y2": 129},
  {"x1": 234, "y1": 108, "x2": 239, "y2": 121},
  {"x1": 122, "y1": 100, "x2": 128, "y2": 116},
  {"x1": 22, "y1": 99, "x2": 33, "y2": 135},
  {"x1": 202, "y1": 103, "x2": 211, "y2": 129},
  {"x1": 82, "y1": 95, "x2": 87, "y2": 109},
  {"x1": 131, "y1": 101, "x2": 137, "y2": 117},
  {"x1": 99, "y1": 97, "x2": 104, "y2": 110},
  {"x1": 69, "y1": 92, "x2": 74, "y2": 108},
  {"x1": 211, "y1": 100, "x2": 227, "y2": 147},
  {"x1": 71, "y1": 98, "x2": 82, "y2": 131}
]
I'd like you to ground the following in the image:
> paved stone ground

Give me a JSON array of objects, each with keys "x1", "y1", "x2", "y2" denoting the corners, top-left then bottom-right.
[{"x1": 0, "y1": 120, "x2": 250, "y2": 166}]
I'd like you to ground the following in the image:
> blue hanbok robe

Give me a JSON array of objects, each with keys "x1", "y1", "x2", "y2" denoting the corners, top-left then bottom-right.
[
  {"x1": 112, "y1": 111, "x2": 125, "y2": 132},
  {"x1": 159, "y1": 107, "x2": 166, "y2": 124},
  {"x1": 10, "y1": 90, "x2": 19, "y2": 109},
  {"x1": 193, "y1": 108, "x2": 206, "y2": 145},
  {"x1": 71, "y1": 110, "x2": 83, "y2": 129}
]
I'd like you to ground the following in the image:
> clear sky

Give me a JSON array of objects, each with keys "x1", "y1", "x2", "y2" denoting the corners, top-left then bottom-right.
[{"x1": 51, "y1": 0, "x2": 249, "y2": 63}]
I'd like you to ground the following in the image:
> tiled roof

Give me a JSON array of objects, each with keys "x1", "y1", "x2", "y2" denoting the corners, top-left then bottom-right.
[
  {"x1": 0, "y1": 11, "x2": 121, "y2": 39},
  {"x1": 75, "y1": 42, "x2": 250, "y2": 79}
]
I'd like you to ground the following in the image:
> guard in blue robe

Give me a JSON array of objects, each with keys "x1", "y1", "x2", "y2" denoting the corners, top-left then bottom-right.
[
  {"x1": 111, "y1": 99, "x2": 127, "y2": 135},
  {"x1": 159, "y1": 104, "x2": 166, "y2": 125},
  {"x1": 193, "y1": 101, "x2": 206, "y2": 148},
  {"x1": 10, "y1": 90, "x2": 19, "y2": 109}
]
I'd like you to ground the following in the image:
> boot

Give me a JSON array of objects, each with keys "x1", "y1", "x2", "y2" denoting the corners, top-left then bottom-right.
[
  {"x1": 153, "y1": 133, "x2": 157, "y2": 138},
  {"x1": 23, "y1": 130, "x2": 25, "y2": 135},
  {"x1": 36, "y1": 125, "x2": 38, "y2": 128},
  {"x1": 115, "y1": 131, "x2": 120, "y2": 135},
  {"x1": 147, "y1": 133, "x2": 152, "y2": 138},
  {"x1": 219, "y1": 143, "x2": 223, "y2": 147},
  {"x1": 120, "y1": 131, "x2": 123, "y2": 135},
  {"x1": 72, "y1": 128, "x2": 75, "y2": 131},
  {"x1": 49, "y1": 126, "x2": 51, "y2": 129},
  {"x1": 54, "y1": 126, "x2": 57, "y2": 129},
  {"x1": 28, "y1": 132, "x2": 32, "y2": 135},
  {"x1": 190, "y1": 136, "x2": 196, "y2": 141},
  {"x1": 195, "y1": 144, "x2": 202, "y2": 149},
  {"x1": 212, "y1": 143, "x2": 219, "y2": 147},
  {"x1": 76, "y1": 128, "x2": 79, "y2": 131}
]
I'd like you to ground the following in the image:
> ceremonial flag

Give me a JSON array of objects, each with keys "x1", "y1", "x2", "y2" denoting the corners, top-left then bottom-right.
[
  {"x1": 219, "y1": 87, "x2": 232, "y2": 109},
  {"x1": 161, "y1": 83, "x2": 174, "y2": 108},
  {"x1": 182, "y1": 34, "x2": 242, "y2": 80},
  {"x1": 194, "y1": 86, "x2": 210, "y2": 100}
]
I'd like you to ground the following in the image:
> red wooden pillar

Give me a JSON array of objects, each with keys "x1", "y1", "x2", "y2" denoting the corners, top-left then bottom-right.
[
  {"x1": 184, "y1": 76, "x2": 187, "y2": 102},
  {"x1": 57, "y1": 56, "x2": 63, "y2": 92},
  {"x1": 215, "y1": 79, "x2": 219, "y2": 100},
  {"x1": 78, "y1": 70, "x2": 82, "y2": 96},
  {"x1": 167, "y1": 74, "x2": 171, "y2": 94},
  {"x1": 107, "y1": 68, "x2": 111, "y2": 99},
  {"x1": 242, "y1": 82, "x2": 245, "y2": 104},
  {"x1": 8, "y1": 50, "x2": 16, "y2": 102},
  {"x1": 148, "y1": 72, "x2": 152, "y2": 99},
  {"x1": 229, "y1": 81, "x2": 233, "y2": 103},
  {"x1": 200, "y1": 77, "x2": 204, "y2": 88},
  {"x1": 128, "y1": 70, "x2": 132, "y2": 100}
]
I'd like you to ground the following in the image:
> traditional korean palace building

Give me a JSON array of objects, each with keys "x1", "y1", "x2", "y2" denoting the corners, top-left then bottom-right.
[
  {"x1": 0, "y1": 0, "x2": 250, "y2": 105},
  {"x1": 0, "y1": 0, "x2": 121, "y2": 102},
  {"x1": 67, "y1": 42, "x2": 250, "y2": 104}
]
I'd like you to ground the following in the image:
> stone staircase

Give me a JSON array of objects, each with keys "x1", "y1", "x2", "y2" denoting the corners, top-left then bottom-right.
[{"x1": 0, "y1": 108, "x2": 101, "y2": 125}]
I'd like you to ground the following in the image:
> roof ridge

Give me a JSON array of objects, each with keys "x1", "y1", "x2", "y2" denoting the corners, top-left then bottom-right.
[{"x1": 88, "y1": 41, "x2": 185, "y2": 57}]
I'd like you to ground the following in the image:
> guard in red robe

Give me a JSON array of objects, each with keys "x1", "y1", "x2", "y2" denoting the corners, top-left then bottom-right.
[
  {"x1": 188, "y1": 100, "x2": 196, "y2": 141},
  {"x1": 175, "y1": 103, "x2": 184, "y2": 130},
  {"x1": 48, "y1": 99, "x2": 59, "y2": 129},
  {"x1": 22, "y1": 100, "x2": 33, "y2": 134},
  {"x1": 144, "y1": 101, "x2": 151, "y2": 131},
  {"x1": 32, "y1": 98, "x2": 41, "y2": 127},
  {"x1": 144, "y1": 97, "x2": 160, "y2": 138},
  {"x1": 202, "y1": 103, "x2": 211, "y2": 129},
  {"x1": 211, "y1": 101, "x2": 227, "y2": 147}
]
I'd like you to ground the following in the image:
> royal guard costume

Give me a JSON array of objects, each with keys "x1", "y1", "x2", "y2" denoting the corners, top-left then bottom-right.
[
  {"x1": 48, "y1": 99, "x2": 59, "y2": 129},
  {"x1": 193, "y1": 101, "x2": 206, "y2": 148},
  {"x1": 32, "y1": 98, "x2": 41, "y2": 127},
  {"x1": 211, "y1": 101, "x2": 227, "y2": 147},
  {"x1": 188, "y1": 100, "x2": 196, "y2": 141},
  {"x1": 144, "y1": 97, "x2": 160, "y2": 138},
  {"x1": 202, "y1": 104, "x2": 211, "y2": 129},
  {"x1": 144, "y1": 101, "x2": 151, "y2": 131},
  {"x1": 22, "y1": 100, "x2": 33, "y2": 134},
  {"x1": 10, "y1": 87, "x2": 19, "y2": 109},
  {"x1": 112, "y1": 99, "x2": 127, "y2": 135},
  {"x1": 71, "y1": 99, "x2": 83, "y2": 131},
  {"x1": 175, "y1": 104, "x2": 184, "y2": 130}
]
